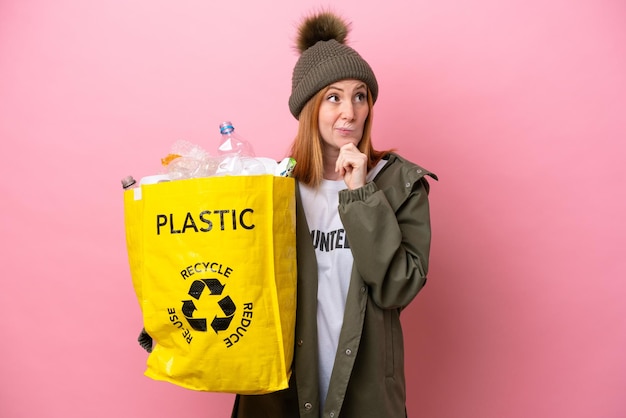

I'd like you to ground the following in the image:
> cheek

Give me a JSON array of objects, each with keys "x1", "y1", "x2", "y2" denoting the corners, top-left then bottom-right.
[
  {"x1": 357, "y1": 103, "x2": 369, "y2": 118},
  {"x1": 318, "y1": 111, "x2": 336, "y2": 129},
  {"x1": 357, "y1": 108, "x2": 369, "y2": 126}
]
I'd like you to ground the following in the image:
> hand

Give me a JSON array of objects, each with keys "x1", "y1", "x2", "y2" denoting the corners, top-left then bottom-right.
[{"x1": 335, "y1": 143, "x2": 368, "y2": 190}]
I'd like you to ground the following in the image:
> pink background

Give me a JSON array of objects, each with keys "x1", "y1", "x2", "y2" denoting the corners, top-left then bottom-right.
[{"x1": 1, "y1": 0, "x2": 624, "y2": 417}]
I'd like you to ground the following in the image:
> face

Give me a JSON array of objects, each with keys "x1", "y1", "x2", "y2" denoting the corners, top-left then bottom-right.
[{"x1": 318, "y1": 79, "x2": 369, "y2": 154}]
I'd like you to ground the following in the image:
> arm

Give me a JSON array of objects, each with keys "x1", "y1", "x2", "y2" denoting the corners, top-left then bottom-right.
[{"x1": 338, "y1": 178, "x2": 433, "y2": 309}]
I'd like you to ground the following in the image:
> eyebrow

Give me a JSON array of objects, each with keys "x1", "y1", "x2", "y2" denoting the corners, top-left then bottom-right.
[{"x1": 327, "y1": 83, "x2": 367, "y2": 92}]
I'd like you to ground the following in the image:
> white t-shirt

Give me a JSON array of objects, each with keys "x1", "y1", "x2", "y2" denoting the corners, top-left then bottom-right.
[{"x1": 299, "y1": 160, "x2": 386, "y2": 411}]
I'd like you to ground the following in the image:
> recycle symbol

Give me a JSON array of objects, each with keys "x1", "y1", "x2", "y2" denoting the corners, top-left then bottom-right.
[{"x1": 181, "y1": 278, "x2": 236, "y2": 333}]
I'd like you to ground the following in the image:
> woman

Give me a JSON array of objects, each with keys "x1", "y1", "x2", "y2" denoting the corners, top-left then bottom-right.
[{"x1": 232, "y1": 11, "x2": 436, "y2": 418}]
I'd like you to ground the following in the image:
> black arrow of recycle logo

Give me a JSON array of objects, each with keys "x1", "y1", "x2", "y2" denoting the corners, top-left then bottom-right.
[{"x1": 181, "y1": 278, "x2": 236, "y2": 333}]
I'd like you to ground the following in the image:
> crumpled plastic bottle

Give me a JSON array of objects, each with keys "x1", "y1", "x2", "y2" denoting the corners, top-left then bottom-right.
[
  {"x1": 163, "y1": 139, "x2": 220, "y2": 179},
  {"x1": 216, "y1": 121, "x2": 266, "y2": 175},
  {"x1": 217, "y1": 121, "x2": 255, "y2": 157}
]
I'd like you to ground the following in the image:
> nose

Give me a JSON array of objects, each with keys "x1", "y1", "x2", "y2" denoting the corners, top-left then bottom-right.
[{"x1": 340, "y1": 101, "x2": 355, "y2": 120}]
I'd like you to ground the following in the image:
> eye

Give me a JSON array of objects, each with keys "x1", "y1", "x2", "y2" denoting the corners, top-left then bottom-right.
[
  {"x1": 354, "y1": 92, "x2": 367, "y2": 102},
  {"x1": 326, "y1": 93, "x2": 340, "y2": 103}
]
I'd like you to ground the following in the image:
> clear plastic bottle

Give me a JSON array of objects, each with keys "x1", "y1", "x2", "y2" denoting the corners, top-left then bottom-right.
[
  {"x1": 217, "y1": 121, "x2": 255, "y2": 157},
  {"x1": 121, "y1": 175, "x2": 143, "y2": 200},
  {"x1": 121, "y1": 175, "x2": 137, "y2": 189},
  {"x1": 216, "y1": 121, "x2": 265, "y2": 175}
]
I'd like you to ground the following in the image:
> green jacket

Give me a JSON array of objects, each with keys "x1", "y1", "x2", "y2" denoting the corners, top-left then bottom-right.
[{"x1": 232, "y1": 153, "x2": 436, "y2": 418}]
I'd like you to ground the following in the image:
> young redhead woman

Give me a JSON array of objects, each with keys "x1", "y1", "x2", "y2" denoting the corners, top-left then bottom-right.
[{"x1": 231, "y1": 11, "x2": 437, "y2": 418}]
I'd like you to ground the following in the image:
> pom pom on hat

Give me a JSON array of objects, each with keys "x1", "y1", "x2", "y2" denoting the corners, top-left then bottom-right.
[
  {"x1": 288, "y1": 11, "x2": 379, "y2": 119},
  {"x1": 295, "y1": 12, "x2": 349, "y2": 53}
]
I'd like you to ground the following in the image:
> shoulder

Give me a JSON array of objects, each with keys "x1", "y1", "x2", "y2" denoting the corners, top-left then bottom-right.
[
  {"x1": 369, "y1": 153, "x2": 437, "y2": 208},
  {"x1": 377, "y1": 152, "x2": 438, "y2": 187}
]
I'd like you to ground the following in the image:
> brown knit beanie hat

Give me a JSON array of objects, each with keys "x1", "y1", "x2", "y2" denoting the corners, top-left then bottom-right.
[{"x1": 289, "y1": 12, "x2": 379, "y2": 119}]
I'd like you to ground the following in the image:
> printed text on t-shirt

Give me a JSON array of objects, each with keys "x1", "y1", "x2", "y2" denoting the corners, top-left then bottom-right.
[{"x1": 310, "y1": 229, "x2": 351, "y2": 252}]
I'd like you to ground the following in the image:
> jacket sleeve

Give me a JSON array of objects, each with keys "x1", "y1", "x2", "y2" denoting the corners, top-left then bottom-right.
[{"x1": 338, "y1": 177, "x2": 433, "y2": 309}]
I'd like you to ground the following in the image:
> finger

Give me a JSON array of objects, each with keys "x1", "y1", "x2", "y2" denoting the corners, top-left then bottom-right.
[{"x1": 335, "y1": 154, "x2": 348, "y2": 174}]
